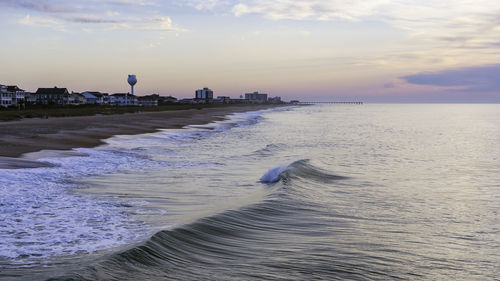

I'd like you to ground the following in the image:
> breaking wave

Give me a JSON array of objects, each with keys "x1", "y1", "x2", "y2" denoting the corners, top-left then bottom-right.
[
  {"x1": 50, "y1": 159, "x2": 351, "y2": 281},
  {"x1": 260, "y1": 159, "x2": 347, "y2": 183}
]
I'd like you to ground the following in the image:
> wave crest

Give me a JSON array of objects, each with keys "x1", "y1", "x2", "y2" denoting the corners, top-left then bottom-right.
[{"x1": 260, "y1": 159, "x2": 346, "y2": 183}]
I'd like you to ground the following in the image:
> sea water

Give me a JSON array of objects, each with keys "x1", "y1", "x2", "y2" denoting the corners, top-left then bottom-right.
[{"x1": 0, "y1": 104, "x2": 499, "y2": 280}]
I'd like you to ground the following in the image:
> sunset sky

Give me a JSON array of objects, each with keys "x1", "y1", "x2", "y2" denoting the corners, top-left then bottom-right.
[{"x1": 1, "y1": 0, "x2": 500, "y2": 101}]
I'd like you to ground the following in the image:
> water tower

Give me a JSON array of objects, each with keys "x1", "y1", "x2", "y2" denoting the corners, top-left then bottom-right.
[{"x1": 127, "y1": 74, "x2": 137, "y2": 105}]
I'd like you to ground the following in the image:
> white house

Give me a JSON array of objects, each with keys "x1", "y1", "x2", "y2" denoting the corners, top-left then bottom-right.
[
  {"x1": 81, "y1": 92, "x2": 98, "y2": 104},
  {"x1": 7, "y1": 86, "x2": 26, "y2": 107},
  {"x1": 0, "y1": 85, "x2": 26, "y2": 108},
  {"x1": 110, "y1": 93, "x2": 138, "y2": 106},
  {"x1": 80, "y1": 91, "x2": 109, "y2": 104},
  {"x1": 67, "y1": 92, "x2": 86, "y2": 105},
  {"x1": 0, "y1": 84, "x2": 12, "y2": 108}
]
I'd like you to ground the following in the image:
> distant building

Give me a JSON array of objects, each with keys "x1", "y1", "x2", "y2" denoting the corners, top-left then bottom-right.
[
  {"x1": 161, "y1": 96, "x2": 178, "y2": 104},
  {"x1": 245, "y1": 91, "x2": 268, "y2": 103},
  {"x1": 7, "y1": 86, "x2": 26, "y2": 107},
  {"x1": 178, "y1": 98, "x2": 195, "y2": 104},
  {"x1": 0, "y1": 85, "x2": 27, "y2": 108},
  {"x1": 68, "y1": 92, "x2": 86, "y2": 105},
  {"x1": 195, "y1": 87, "x2": 214, "y2": 103},
  {"x1": 228, "y1": 98, "x2": 248, "y2": 104},
  {"x1": 81, "y1": 92, "x2": 98, "y2": 104},
  {"x1": 110, "y1": 93, "x2": 138, "y2": 106},
  {"x1": 82, "y1": 91, "x2": 109, "y2": 104},
  {"x1": 25, "y1": 92, "x2": 37, "y2": 105},
  {"x1": 138, "y1": 94, "x2": 160, "y2": 107},
  {"x1": 94, "y1": 92, "x2": 110, "y2": 104},
  {"x1": 136, "y1": 94, "x2": 178, "y2": 106},
  {"x1": 215, "y1": 96, "x2": 231, "y2": 104},
  {"x1": 0, "y1": 84, "x2": 12, "y2": 108},
  {"x1": 268, "y1": 96, "x2": 282, "y2": 103},
  {"x1": 35, "y1": 87, "x2": 70, "y2": 105}
]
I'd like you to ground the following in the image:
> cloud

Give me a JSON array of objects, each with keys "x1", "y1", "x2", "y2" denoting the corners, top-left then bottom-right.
[
  {"x1": 222, "y1": 0, "x2": 500, "y2": 73},
  {"x1": 110, "y1": 17, "x2": 187, "y2": 32},
  {"x1": 226, "y1": 0, "x2": 500, "y2": 25},
  {"x1": 17, "y1": 14, "x2": 67, "y2": 31},
  {"x1": 384, "y1": 82, "x2": 395, "y2": 89},
  {"x1": 149, "y1": 17, "x2": 186, "y2": 32},
  {"x1": 68, "y1": 17, "x2": 120, "y2": 24},
  {"x1": 401, "y1": 64, "x2": 500, "y2": 93},
  {"x1": 106, "y1": 11, "x2": 120, "y2": 16},
  {"x1": 5, "y1": 0, "x2": 186, "y2": 33},
  {"x1": 231, "y1": 0, "x2": 388, "y2": 21},
  {"x1": 228, "y1": 0, "x2": 500, "y2": 49},
  {"x1": 187, "y1": 0, "x2": 222, "y2": 11},
  {"x1": 0, "y1": 0, "x2": 75, "y2": 13},
  {"x1": 106, "y1": 0, "x2": 157, "y2": 7},
  {"x1": 18, "y1": 14, "x2": 60, "y2": 26}
]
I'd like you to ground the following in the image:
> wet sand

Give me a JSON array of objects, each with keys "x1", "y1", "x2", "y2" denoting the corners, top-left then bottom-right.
[{"x1": 0, "y1": 104, "x2": 284, "y2": 168}]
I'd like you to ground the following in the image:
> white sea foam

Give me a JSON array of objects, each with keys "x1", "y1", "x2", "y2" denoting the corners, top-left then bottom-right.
[
  {"x1": 0, "y1": 148, "x2": 166, "y2": 262},
  {"x1": 0, "y1": 107, "x2": 280, "y2": 263},
  {"x1": 103, "y1": 108, "x2": 269, "y2": 151},
  {"x1": 260, "y1": 164, "x2": 289, "y2": 183}
]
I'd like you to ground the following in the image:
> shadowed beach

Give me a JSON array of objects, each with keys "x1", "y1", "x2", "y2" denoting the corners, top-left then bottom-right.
[{"x1": 0, "y1": 104, "x2": 283, "y2": 168}]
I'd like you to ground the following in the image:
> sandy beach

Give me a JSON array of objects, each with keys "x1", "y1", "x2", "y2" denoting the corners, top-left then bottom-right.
[{"x1": 0, "y1": 104, "x2": 284, "y2": 168}]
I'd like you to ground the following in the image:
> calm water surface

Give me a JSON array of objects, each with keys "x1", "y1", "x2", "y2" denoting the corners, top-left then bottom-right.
[{"x1": 1, "y1": 104, "x2": 499, "y2": 280}]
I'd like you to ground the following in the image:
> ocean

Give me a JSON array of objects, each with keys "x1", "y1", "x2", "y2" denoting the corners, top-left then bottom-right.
[{"x1": 1, "y1": 104, "x2": 499, "y2": 280}]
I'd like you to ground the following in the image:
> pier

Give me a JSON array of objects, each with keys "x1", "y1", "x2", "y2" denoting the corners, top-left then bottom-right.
[{"x1": 296, "y1": 101, "x2": 363, "y2": 104}]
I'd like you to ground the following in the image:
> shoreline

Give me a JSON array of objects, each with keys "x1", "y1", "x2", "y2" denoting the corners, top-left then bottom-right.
[{"x1": 0, "y1": 104, "x2": 287, "y2": 169}]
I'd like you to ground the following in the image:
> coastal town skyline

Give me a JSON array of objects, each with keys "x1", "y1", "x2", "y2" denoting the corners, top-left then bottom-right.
[
  {"x1": 1, "y1": 80, "x2": 284, "y2": 108},
  {"x1": 1, "y1": 1, "x2": 500, "y2": 102}
]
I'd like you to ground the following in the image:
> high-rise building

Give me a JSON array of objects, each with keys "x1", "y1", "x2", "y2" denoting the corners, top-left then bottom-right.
[
  {"x1": 245, "y1": 91, "x2": 268, "y2": 103},
  {"x1": 195, "y1": 87, "x2": 214, "y2": 102}
]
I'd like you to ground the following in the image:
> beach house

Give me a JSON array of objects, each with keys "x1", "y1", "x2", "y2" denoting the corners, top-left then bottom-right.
[
  {"x1": 0, "y1": 84, "x2": 12, "y2": 108},
  {"x1": 24, "y1": 92, "x2": 37, "y2": 105},
  {"x1": 110, "y1": 93, "x2": 138, "y2": 106},
  {"x1": 1, "y1": 85, "x2": 27, "y2": 108},
  {"x1": 80, "y1": 91, "x2": 108, "y2": 105},
  {"x1": 137, "y1": 94, "x2": 158, "y2": 106},
  {"x1": 67, "y1": 92, "x2": 86, "y2": 105},
  {"x1": 7, "y1": 86, "x2": 26, "y2": 107},
  {"x1": 81, "y1": 92, "x2": 98, "y2": 104},
  {"x1": 35, "y1": 87, "x2": 70, "y2": 105},
  {"x1": 94, "y1": 92, "x2": 110, "y2": 104}
]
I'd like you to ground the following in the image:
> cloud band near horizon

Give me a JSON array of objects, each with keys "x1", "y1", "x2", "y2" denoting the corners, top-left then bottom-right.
[{"x1": 402, "y1": 64, "x2": 500, "y2": 94}]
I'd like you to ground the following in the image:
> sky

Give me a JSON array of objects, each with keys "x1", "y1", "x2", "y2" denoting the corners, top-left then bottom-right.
[{"x1": 1, "y1": 0, "x2": 500, "y2": 102}]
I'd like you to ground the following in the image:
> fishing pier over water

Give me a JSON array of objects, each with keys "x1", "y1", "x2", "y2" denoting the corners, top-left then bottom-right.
[{"x1": 295, "y1": 101, "x2": 363, "y2": 104}]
